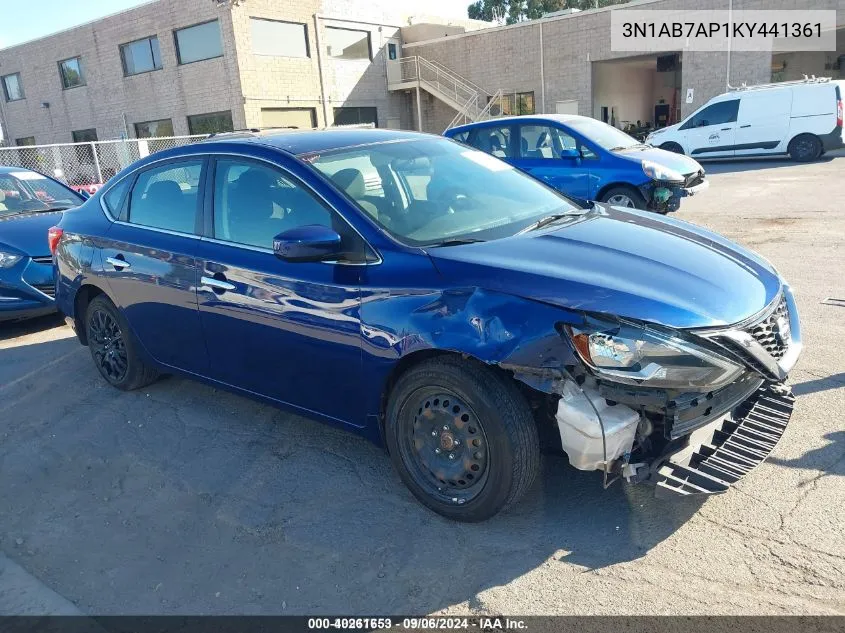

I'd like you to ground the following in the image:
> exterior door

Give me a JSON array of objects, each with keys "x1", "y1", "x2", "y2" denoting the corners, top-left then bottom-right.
[
  {"x1": 679, "y1": 99, "x2": 739, "y2": 158},
  {"x1": 260, "y1": 108, "x2": 317, "y2": 130},
  {"x1": 194, "y1": 157, "x2": 364, "y2": 426},
  {"x1": 733, "y1": 90, "x2": 791, "y2": 157},
  {"x1": 99, "y1": 158, "x2": 209, "y2": 375},
  {"x1": 511, "y1": 123, "x2": 591, "y2": 199}
]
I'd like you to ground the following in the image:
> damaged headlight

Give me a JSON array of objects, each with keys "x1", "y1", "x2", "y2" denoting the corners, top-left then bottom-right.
[
  {"x1": 0, "y1": 251, "x2": 23, "y2": 268},
  {"x1": 565, "y1": 320, "x2": 743, "y2": 391},
  {"x1": 641, "y1": 160, "x2": 684, "y2": 184}
]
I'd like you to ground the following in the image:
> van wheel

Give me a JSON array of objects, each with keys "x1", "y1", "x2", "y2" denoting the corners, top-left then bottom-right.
[
  {"x1": 385, "y1": 357, "x2": 540, "y2": 522},
  {"x1": 600, "y1": 186, "x2": 647, "y2": 210},
  {"x1": 788, "y1": 134, "x2": 822, "y2": 162},
  {"x1": 86, "y1": 295, "x2": 159, "y2": 391},
  {"x1": 660, "y1": 142, "x2": 684, "y2": 155}
]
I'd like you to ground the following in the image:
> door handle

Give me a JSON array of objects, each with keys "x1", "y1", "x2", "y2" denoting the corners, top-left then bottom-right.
[
  {"x1": 106, "y1": 256, "x2": 131, "y2": 271},
  {"x1": 740, "y1": 124, "x2": 751, "y2": 128},
  {"x1": 201, "y1": 276, "x2": 236, "y2": 293},
  {"x1": 720, "y1": 127, "x2": 733, "y2": 131}
]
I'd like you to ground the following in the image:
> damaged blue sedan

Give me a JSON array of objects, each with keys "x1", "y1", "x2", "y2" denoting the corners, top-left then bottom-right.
[{"x1": 52, "y1": 129, "x2": 801, "y2": 521}]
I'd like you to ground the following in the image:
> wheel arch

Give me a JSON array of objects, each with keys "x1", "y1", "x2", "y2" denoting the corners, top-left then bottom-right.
[
  {"x1": 596, "y1": 181, "x2": 645, "y2": 202},
  {"x1": 72, "y1": 283, "x2": 107, "y2": 345}
]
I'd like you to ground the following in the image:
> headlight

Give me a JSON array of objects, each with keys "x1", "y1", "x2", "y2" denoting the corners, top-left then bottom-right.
[
  {"x1": 565, "y1": 320, "x2": 744, "y2": 391},
  {"x1": 0, "y1": 251, "x2": 23, "y2": 268},
  {"x1": 642, "y1": 160, "x2": 684, "y2": 183}
]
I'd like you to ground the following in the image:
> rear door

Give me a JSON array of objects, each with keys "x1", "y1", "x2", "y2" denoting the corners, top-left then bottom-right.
[
  {"x1": 511, "y1": 123, "x2": 591, "y2": 199},
  {"x1": 100, "y1": 158, "x2": 209, "y2": 375},
  {"x1": 678, "y1": 99, "x2": 739, "y2": 158},
  {"x1": 194, "y1": 156, "x2": 365, "y2": 426},
  {"x1": 734, "y1": 89, "x2": 791, "y2": 157}
]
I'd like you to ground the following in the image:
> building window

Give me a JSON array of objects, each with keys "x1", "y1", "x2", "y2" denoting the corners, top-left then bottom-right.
[
  {"x1": 120, "y1": 36, "x2": 163, "y2": 76},
  {"x1": 135, "y1": 119, "x2": 175, "y2": 138},
  {"x1": 187, "y1": 111, "x2": 234, "y2": 135},
  {"x1": 175, "y1": 20, "x2": 223, "y2": 65},
  {"x1": 333, "y1": 107, "x2": 378, "y2": 127},
  {"x1": 59, "y1": 57, "x2": 86, "y2": 89},
  {"x1": 71, "y1": 129, "x2": 98, "y2": 143},
  {"x1": 251, "y1": 18, "x2": 309, "y2": 58},
  {"x1": 325, "y1": 27, "x2": 371, "y2": 61},
  {"x1": 2, "y1": 73, "x2": 24, "y2": 102},
  {"x1": 516, "y1": 92, "x2": 535, "y2": 115},
  {"x1": 15, "y1": 137, "x2": 36, "y2": 146}
]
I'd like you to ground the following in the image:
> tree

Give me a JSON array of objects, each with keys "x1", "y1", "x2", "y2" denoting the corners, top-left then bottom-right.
[{"x1": 468, "y1": 0, "x2": 629, "y2": 24}]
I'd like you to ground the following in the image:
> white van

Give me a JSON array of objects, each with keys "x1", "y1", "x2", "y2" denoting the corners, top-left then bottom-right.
[{"x1": 646, "y1": 78, "x2": 844, "y2": 161}]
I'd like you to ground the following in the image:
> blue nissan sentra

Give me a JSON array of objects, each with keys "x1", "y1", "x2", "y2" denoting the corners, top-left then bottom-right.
[
  {"x1": 53, "y1": 129, "x2": 799, "y2": 521},
  {"x1": 0, "y1": 166, "x2": 87, "y2": 322},
  {"x1": 445, "y1": 114, "x2": 708, "y2": 213}
]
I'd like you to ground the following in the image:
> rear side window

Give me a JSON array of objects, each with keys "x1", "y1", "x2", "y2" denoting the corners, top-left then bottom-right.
[
  {"x1": 128, "y1": 161, "x2": 203, "y2": 233},
  {"x1": 681, "y1": 99, "x2": 740, "y2": 129},
  {"x1": 468, "y1": 125, "x2": 512, "y2": 158},
  {"x1": 103, "y1": 178, "x2": 131, "y2": 217}
]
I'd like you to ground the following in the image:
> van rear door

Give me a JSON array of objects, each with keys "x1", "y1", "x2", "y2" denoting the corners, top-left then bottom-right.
[{"x1": 733, "y1": 88, "x2": 792, "y2": 157}]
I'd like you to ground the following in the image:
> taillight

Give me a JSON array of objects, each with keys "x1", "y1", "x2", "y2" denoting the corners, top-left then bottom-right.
[
  {"x1": 47, "y1": 226, "x2": 63, "y2": 256},
  {"x1": 837, "y1": 99, "x2": 843, "y2": 128}
]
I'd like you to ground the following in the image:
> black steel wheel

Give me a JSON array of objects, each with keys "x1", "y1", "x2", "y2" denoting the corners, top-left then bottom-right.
[
  {"x1": 85, "y1": 295, "x2": 159, "y2": 390},
  {"x1": 788, "y1": 134, "x2": 822, "y2": 162},
  {"x1": 385, "y1": 357, "x2": 540, "y2": 522},
  {"x1": 397, "y1": 389, "x2": 491, "y2": 505},
  {"x1": 89, "y1": 306, "x2": 128, "y2": 383}
]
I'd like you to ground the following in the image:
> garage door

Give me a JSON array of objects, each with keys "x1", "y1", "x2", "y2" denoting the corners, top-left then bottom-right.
[{"x1": 260, "y1": 108, "x2": 317, "y2": 130}]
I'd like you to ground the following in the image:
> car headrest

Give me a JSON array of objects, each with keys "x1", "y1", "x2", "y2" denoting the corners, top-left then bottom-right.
[
  {"x1": 489, "y1": 134, "x2": 503, "y2": 150},
  {"x1": 235, "y1": 168, "x2": 274, "y2": 191},
  {"x1": 331, "y1": 168, "x2": 366, "y2": 199},
  {"x1": 145, "y1": 180, "x2": 183, "y2": 208}
]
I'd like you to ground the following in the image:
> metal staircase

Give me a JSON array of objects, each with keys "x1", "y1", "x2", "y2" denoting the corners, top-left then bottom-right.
[{"x1": 387, "y1": 55, "x2": 505, "y2": 131}]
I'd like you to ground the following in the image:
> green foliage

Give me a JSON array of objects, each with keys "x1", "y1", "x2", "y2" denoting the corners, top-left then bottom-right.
[{"x1": 467, "y1": 0, "x2": 629, "y2": 24}]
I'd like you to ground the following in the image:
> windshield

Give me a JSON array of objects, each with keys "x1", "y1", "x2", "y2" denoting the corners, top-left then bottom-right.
[
  {"x1": 0, "y1": 171, "x2": 85, "y2": 216},
  {"x1": 307, "y1": 138, "x2": 580, "y2": 246},
  {"x1": 565, "y1": 118, "x2": 641, "y2": 151}
]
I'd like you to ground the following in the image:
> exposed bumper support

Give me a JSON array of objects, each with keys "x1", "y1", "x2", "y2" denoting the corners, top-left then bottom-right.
[{"x1": 652, "y1": 383, "x2": 794, "y2": 498}]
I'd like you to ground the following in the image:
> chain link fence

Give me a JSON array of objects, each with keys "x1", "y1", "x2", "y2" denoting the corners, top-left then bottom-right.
[{"x1": 0, "y1": 135, "x2": 209, "y2": 189}]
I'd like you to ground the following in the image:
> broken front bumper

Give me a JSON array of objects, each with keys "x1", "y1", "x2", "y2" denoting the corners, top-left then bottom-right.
[{"x1": 652, "y1": 383, "x2": 794, "y2": 498}]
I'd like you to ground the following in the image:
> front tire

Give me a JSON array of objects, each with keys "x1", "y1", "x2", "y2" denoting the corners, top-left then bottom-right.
[
  {"x1": 85, "y1": 295, "x2": 159, "y2": 391},
  {"x1": 599, "y1": 186, "x2": 647, "y2": 210},
  {"x1": 788, "y1": 134, "x2": 822, "y2": 162},
  {"x1": 385, "y1": 357, "x2": 540, "y2": 522}
]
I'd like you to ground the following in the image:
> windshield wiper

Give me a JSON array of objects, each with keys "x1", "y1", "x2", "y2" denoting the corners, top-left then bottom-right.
[
  {"x1": 517, "y1": 213, "x2": 574, "y2": 235},
  {"x1": 430, "y1": 238, "x2": 486, "y2": 247}
]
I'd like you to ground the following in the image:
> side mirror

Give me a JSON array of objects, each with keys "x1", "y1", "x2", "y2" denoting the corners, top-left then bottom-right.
[
  {"x1": 560, "y1": 148, "x2": 581, "y2": 160},
  {"x1": 697, "y1": 120, "x2": 709, "y2": 128},
  {"x1": 78, "y1": 189, "x2": 91, "y2": 200},
  {"x1": 273, "y1": 225, "x2": 342, "y2": 263}
]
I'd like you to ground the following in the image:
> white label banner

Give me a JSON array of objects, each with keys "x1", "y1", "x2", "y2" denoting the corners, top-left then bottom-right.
[{"x1": 611, "y1": 10, "x2": 837, "y2": 52}]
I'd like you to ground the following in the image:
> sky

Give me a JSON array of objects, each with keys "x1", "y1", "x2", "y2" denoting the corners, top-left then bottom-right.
[{"x1": 0, "y1": 0, "x2": 469, "y2": 49}]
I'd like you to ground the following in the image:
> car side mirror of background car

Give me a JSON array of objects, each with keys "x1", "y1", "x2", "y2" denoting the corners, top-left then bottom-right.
[{"x1": 273, "y1": 225, "x2": 343, "y2": 263}]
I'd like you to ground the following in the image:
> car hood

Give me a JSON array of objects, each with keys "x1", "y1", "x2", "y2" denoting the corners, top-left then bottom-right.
[
  {"x1": 614, "y1": 145, "x2": 702, "y2": 176},
  {"x1": 0, "y1": 210, "x2": 64, "y2": 255},
  {"x1": 428, "y1": 206, "x2": 781, "y2": 329}
]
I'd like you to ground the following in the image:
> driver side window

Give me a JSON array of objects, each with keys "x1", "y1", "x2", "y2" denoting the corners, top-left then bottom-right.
[
  {"x1": 681, "y1": 99, "x2": 739, "y2": 130},
  {"x1": 212, "y1": 159, "x2": 333, "y2": 250}
]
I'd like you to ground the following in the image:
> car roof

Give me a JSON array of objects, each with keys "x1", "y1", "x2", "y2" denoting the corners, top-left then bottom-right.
[
  {"x1": 0, "y1": 166, "x2": 40, "y2": 175},
  {"x1": 200, "y1": 128, "x2": 435, "y2": 156},
  {"x1": 448, "y1": 114, "x2": 592, "y2": 133}
]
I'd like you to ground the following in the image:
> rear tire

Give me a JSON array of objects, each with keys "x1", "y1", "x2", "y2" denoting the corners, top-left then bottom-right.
[
  {"x1": 385, "y1": 357, "x2": 540, "y2": 522},
  {"x1": 788, "y1": 134, "x2": 822, "y2": 162},
  {"x1": 85, "y1": 295, "x2": 159, "y2": 391},
  {"x1": 660, "y1": 142, "x2": 684, "y2": 155},
  {"x1": 599, "y1": 186, "x2": 648, "y2": 210}
]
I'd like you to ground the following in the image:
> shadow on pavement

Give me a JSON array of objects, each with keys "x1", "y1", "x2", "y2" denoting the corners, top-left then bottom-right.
[
  {"x1": 792, "y1": 372, "x2": 845, "y2": 396},
  {"x1": 769, "y1": 431, "x2": 845, "y2": 480},
  {"x1": 0, "y1": 336, "x2": 703, "y2": 614},
  {"x1": 0, "y1": 313, "x2": 64, "y2": 342}
]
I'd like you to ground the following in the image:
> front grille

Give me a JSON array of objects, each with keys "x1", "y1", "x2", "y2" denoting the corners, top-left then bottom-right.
[
  {"x1": 747, "y1": 297, "x2": 790, "y2": 360},
  {"x1": 31, "y1": 256, "x2": 53, "y2": 264},
  {"x1": 654, "y1": 384, "x2": 794, "y2": 497},
  {"x1": 33, "y1": 283, "x2": 56, "y2": 298}
]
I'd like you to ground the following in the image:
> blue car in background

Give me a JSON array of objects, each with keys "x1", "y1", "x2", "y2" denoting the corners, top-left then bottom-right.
[
  {"x1": 53, "y1": 129, "x2": 798, "y2": 521},
  {"x1": 445, "y1": 115, "x2": 709, "y2": 213},
  {"x1": 0, "y1": 166, "x2": 87, "y2": 322}
]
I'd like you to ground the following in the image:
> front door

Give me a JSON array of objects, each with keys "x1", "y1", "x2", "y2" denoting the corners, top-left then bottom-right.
[
  {"x1": 99, "y1": 158, "x2": 209, "y2": 375},
  {"x1": 679, "y1": 99, "x2": 740, "y2": 159},
  {"x1": 511, "y1": 123, "x2": 591, "y2": 199},
  {"x1": 195, "y1": 157, "x2": 364, "y2": 426}
]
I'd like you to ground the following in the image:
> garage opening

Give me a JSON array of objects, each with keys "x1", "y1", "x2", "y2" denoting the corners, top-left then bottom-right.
[
  {"x1": 591, "y1": 53, "x2": 682, "y2": 139},
  {"x1": 260, "y1": 107, "x2": 317, "y2": 130},
  {"x1": 771, "y1": 28, "x2": 844, "y2": 82}
]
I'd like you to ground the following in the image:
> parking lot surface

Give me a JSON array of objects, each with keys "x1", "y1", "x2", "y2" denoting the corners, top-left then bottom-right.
[{"x1": 1, "y1": 154, "x2": 844, "y2": 615}]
